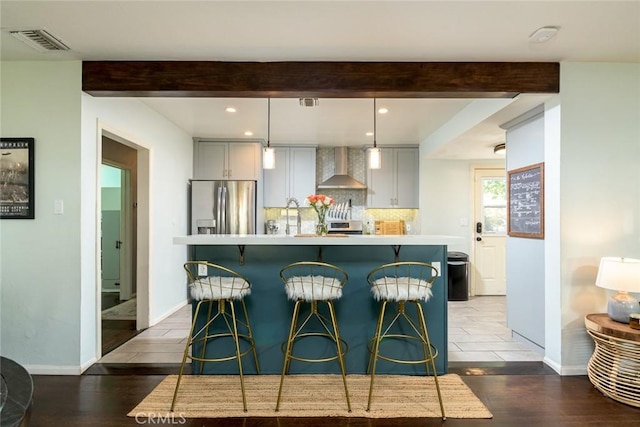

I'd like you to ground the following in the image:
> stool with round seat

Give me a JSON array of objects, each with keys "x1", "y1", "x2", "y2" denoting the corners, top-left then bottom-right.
[
  {"x1": 171, "y1": 261, "x2": 260, "y2": 412},
  {"x1": 275, "y1": 261, "x2": 351, "y2": 412},
  {"x1": 366, "y1": 261, "x2": 445, "y2": 420}
]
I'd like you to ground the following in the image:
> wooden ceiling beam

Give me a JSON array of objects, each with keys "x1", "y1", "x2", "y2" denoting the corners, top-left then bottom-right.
[{"x1": 82, "y1": 61, "x2": 559, "y2": 98}]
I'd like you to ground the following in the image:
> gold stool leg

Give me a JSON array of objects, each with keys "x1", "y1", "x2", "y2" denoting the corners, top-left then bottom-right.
[
  {"x1": 276, "y1": 300, "x2": 302, "y2": 411},
  {"x1": 240, "y1": 299, "x2": 260, "y2": 374},
  {"x1": 367, "y1": 300, "x2": 388, "y2": 411},
  {"x1": 326, "y1": 300, "x2": 351, "y2": 412},
  {"x1": 415, "y1": 302, "x2": 446, "y2": 420},
  {"x1": 197, "y1": 300, "x2": 216, "y2": 375},
  {"x1": 228, "y1": 300, "x2": 249, "y2": 412},
  {"x1": 171, "y1": 301, "x2": 202, "y2": 412}
]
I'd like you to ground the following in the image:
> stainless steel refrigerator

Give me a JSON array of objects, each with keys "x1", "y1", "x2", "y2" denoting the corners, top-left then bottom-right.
[{"x1": 190, "y1": 180, "x2": 257, "y2": 235}]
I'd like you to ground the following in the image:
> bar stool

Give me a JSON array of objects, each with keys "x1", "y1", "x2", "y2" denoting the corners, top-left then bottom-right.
[
  {"x1": 171, "y1": 261, "x2": 260, "y2": 412},
  {"x1": 366, "y1": 261, "x2": 445, "y2": 420},
  {"x1": 275, "y1": 261, "x2": 351, "y2": 412}
]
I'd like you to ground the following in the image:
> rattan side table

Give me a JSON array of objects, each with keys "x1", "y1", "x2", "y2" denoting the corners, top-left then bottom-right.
[{"x1": 585, "y1": 313, "x2": 640, "y2": 407}]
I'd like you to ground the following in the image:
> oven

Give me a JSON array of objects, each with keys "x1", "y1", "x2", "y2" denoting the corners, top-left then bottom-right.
[{"x1": 327, "y1": 220, "x2": 363, "y2": 235}]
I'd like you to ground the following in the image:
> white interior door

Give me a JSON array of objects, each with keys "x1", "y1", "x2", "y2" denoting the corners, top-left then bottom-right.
[
  {"x1": 473, "y1": 168, "x2": 507, "y2": 295},
  {"x1": 119, "y1": 169, "x2": 133, "y2": 300},
  {"x1": 101, "y1": 210, "x2": 121, "y2": 291}
]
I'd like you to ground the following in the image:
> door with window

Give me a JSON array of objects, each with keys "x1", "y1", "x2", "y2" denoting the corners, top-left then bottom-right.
[{"x1": 473, "y1": 168, "x2": 507, "y2": 295}]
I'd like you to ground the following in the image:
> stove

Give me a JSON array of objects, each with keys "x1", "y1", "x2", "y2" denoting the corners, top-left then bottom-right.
[{"x1": 327, "y1": 220, "x2": 363, "y2": 235}]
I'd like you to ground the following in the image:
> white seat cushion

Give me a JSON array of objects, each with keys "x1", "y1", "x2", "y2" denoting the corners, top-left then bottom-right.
[
  {"x1": 285, "y1": 275, "x2": 343, "y2": 301},
  {"x1": 370, "y1": 276, "x2": 432, "y2": 302},
  {"x1": 189, "y1": 276, "x2": 251, "y2": 301}
]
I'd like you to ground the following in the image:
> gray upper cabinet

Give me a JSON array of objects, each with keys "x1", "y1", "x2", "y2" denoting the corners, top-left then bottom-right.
[
  {"x1": 194, "y1": 141, "x2": 260, "y2": 180},
  {"x1": 366, "y1": 147, "x2": 419, "y2": 208},
  {"x1": 263, "y1": 147, "x2": 316, "y2": 207}
]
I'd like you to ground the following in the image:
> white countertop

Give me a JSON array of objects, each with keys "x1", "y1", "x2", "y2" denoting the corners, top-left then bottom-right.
[{"x1": 173, "y1": 234, "x2": 461, "y2": 246}]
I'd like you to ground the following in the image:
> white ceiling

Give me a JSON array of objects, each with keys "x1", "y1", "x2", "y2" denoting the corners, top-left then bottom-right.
[{"x1": 2, "y1": 1, "x2": 638, "y2": 159}]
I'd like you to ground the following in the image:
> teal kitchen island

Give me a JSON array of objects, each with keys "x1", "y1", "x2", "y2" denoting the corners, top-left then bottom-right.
[{"x1": 173, "y1": 234, "x2": 459, "y2": 375}]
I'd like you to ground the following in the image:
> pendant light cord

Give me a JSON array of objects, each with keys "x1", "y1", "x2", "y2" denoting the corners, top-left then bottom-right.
[
  {"x1": 373, "y1": 98, "x2": 377, "y2": 148},
  {"x1": 267, "y1": 98, "x2": 271, "y2": 148}
]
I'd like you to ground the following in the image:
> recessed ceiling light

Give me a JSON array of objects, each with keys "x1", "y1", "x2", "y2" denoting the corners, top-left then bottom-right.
[
  {"x1": 529, "y1": 26, "x2": 559, "y2": 44},
  {"x1": 244, "y1": 131, "x2": 253, "y2": 136},
  {"x1": 378, "y1": 107, "x2": 388, "y2": 114},
  {"x1": 365, "y1": 132, "x2": 374, "y2": 137},
  {"x1": 225, "y1": 107, "x2": 237, "y2": 113}
]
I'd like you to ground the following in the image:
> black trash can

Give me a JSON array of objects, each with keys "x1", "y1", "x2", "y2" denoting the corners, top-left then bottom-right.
[{"x1": 447, "y1": 251, "x2": 469, "y2": 301}]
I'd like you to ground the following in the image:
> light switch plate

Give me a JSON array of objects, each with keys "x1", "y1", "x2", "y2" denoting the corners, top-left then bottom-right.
[
  {"x1": 432, "y1": 261, "x2": 441, "y2": 277},
  {"x1": 54, "y1": 199, "x2": 64, "y2": 214},
  {"x1": 198, "y1": 264, "x2": 208, "y2": 276}
]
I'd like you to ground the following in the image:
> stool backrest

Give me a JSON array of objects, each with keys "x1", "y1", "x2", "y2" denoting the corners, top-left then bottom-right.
[
  {"x1": 366, "y1": 261, "x2": 438, "y2": 302},
  {"x1": 280, "y1": 261, "x2": 348, "y2": 301},
  {"x1": 184, "y1": 261, "x2": 251, "y2": 301}
]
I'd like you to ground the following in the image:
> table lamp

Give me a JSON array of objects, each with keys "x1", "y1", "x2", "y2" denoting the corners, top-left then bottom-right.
[{"x1": 595, "y1": 257, "x2": 640, "y2": 323}]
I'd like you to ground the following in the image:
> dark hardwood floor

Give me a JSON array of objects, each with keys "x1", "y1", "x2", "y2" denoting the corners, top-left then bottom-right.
[
  {"x1": 26, "y1": 362, "x2": 639, "y2": 426},
  {"x1": 101, "y1": 319, "x2": 138, "y2": 355},
  {"x1": 101, "y1": 292, "x2": 139, "y2": 354}
]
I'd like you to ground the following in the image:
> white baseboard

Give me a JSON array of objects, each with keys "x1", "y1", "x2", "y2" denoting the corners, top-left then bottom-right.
[
  {"x1": 512, "y1": 331, "x2": 545, "y2": 354},
  {"x1": 149, "y1": 299, "x2": 189, "y2": 327},
  {"x1": 542, "y1": 356, "x2": 587, "y2": 376},
  {"x1": 560, "y1": 364, "x2": 588, "y2": 376},
  {"x1": 24, "y1": 364, "x2": 84, "y2": 375},
  {"x1": 81, "y1": 356, "x2": 98, "y2": 374},
  {"x1": 543, "y1": 356, "x2": 562, "y2": 374}
]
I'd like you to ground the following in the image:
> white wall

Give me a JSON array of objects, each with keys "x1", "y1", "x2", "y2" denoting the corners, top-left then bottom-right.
[
  {"x1": 419, "y1": 157, "x2": 505, "y2": 256},
  {"x1": 555, "y1": 62, "x2": 640, "y2": 374},
  {"x1": 504, "y1": 110, "x2": 546, "y2": 350},
  {"x1": 81, "y1": 95, "x2": 193, "y2": 367},
  {"x1": 1, "y1": 61, "x2": 83, "y2": 371},
  {"x1": 1, "y1": 61, "x2": 194, "y2": 373}
]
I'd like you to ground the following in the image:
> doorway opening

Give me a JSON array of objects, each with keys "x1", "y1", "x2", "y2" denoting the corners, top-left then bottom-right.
[
  {"x1": 447, "y1": 166, "x2": 542, "y2": 364},
  {"x1": 100, "y1": 162, "x2": 136, "y2": 354},
  {"x1": 97, "y1": 128, "x2": 150, "y2": 359}
]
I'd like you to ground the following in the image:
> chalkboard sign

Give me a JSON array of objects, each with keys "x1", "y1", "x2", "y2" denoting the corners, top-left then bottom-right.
[{"x1": 508, "y1": 163, "x2": 544, "y2": 238}]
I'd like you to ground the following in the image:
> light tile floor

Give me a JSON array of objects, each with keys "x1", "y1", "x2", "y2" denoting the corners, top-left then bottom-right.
[
  {"x1": 447, "y1": 296, "x2": 543, "y2": 362},
  {"x1": 98, "y1": 296, "x2": 543, "y2": 364}
]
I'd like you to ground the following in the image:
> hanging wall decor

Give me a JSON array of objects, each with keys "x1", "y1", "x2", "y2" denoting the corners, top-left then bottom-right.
[{"x1": 0, "y1": 137, "x2": 35, "y2": 219}]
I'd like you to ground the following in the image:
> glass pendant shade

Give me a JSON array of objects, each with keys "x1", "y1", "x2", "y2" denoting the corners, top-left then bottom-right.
[
  {"x1": 369, "y1": 147, "x2": 382, "y2": 169},
  {"x1": 263, "y1": 146, "x2": 275, "y2": 169}
]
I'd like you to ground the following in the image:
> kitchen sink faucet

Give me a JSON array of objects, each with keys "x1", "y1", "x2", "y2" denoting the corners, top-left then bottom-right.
[{"x1": 285, "y1": 197, "x2": 301, "y2": 235}]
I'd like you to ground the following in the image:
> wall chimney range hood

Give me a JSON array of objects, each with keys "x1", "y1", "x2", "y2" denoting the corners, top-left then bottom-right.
[{"x1": 317, "y1": 147, "x2": 366, "y2": 189}]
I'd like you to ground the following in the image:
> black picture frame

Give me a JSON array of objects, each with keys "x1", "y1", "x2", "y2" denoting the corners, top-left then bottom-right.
[
  {"x1": 1, "y1": 138, "x2": 35, "y2": 219},
  {"x1": 507, "y1": 162, "x2": 544, "y2": 239}
]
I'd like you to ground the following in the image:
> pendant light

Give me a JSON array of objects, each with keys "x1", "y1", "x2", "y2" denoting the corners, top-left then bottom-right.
[
  {"x1": 263, "y1": 98, "x2": 275, "y2": 169},
  {"x1": 369, "y1": 98, "x2": 382, "y2": 169}
]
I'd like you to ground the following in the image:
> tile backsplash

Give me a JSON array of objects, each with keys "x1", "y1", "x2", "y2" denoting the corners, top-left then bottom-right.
[{"x1": 263, "y1": 146, "x2": 419, "y2": 234}]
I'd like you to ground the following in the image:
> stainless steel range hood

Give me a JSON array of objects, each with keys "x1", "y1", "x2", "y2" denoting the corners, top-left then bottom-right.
[{"x1": 317, "y1": 147, "x2": 366, "y2": 189}]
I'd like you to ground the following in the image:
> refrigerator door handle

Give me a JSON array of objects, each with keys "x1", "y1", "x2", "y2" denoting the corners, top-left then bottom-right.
[
  {"x1": 216, "y1": 186, "x2": 223, "y2": 234},
  {"x1": 221, "y1": 186, "x2": 227, "y2": 234}
]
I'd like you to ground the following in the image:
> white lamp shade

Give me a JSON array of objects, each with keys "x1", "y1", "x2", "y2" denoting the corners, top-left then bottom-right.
[
  {"x1": 596, "y1": 257, "x2": 640, "y2": 292},
  {"x1": 369, "y1": 147, "x2": 381, "y2": 170},
  {"x1": 263, "y1": 147, "x2": 275, "y2": 170}
]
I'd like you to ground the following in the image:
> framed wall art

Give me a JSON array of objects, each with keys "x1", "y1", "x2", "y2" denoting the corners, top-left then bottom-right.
[
  {"x1": 0, "y1": 138, "x2": 35, "y2": 219},
  {"x1": 507, "y1": 162, "x2": 544, "y2": 239}
]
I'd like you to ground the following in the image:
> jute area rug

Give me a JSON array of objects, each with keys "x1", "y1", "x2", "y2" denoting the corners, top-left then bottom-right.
[{"x1": 128, "y1": 374, "x2": 492, "y2": 419}]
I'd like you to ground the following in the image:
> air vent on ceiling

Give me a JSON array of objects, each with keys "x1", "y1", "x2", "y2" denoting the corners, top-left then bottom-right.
[
  {"x1": 299, "y1": 97, "x2": 319, "y2": 107},
  {"x1": 10, "y1": 29, "x2": 70, "y2": 52}
]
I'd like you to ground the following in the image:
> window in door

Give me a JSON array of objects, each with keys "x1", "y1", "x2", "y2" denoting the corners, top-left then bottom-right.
[{"x1": 481, "y1": 178, "x2": 507, "y2": 235}]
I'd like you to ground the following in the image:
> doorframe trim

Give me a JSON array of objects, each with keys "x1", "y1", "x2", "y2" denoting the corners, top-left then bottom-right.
[{"x1": 95, "y1": 120, "x2": 151, "y2": 359}]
